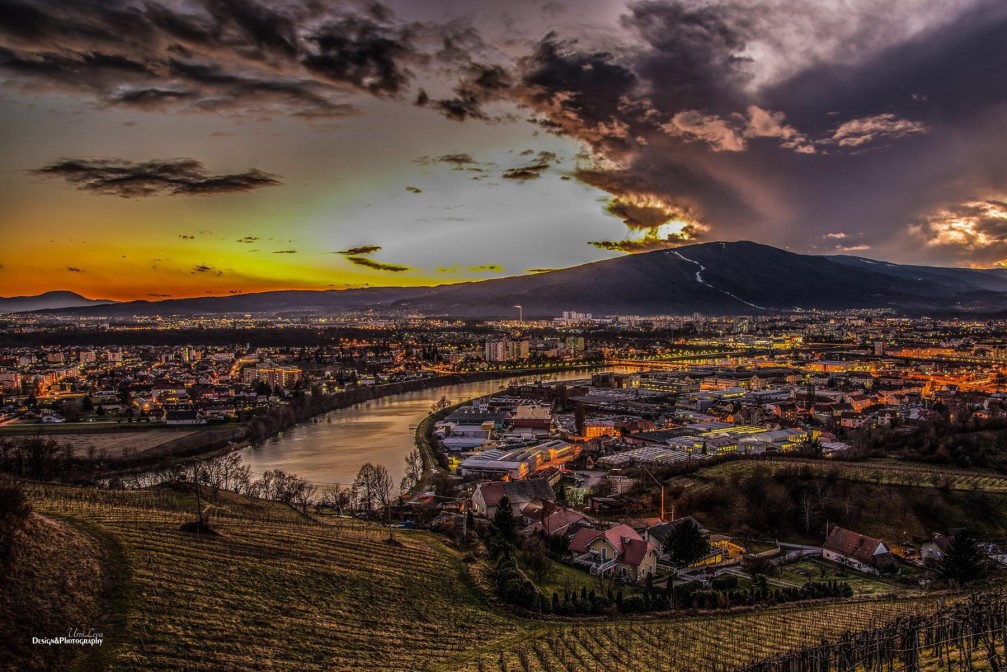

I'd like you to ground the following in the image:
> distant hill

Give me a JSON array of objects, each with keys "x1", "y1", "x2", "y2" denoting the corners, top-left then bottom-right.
[
  {"x1": 30, "y1": 286, "x2": 435, "y2": 318},
  {"x1": 825, "y1": 255, "x2": 1007, "y2": 292},
  {"x1": 388, "y1": 241, "x2": 1007, "y2": 316},
  {"x1": 30, "y1": 242, "x2": 1007, "y2": 317},
  {"x1": 0, "y1": 291, "x2": 117, "y2": 313}
]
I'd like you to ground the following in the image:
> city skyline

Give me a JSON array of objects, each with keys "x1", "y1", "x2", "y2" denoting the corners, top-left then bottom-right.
[{"x1": 2, "y1": 0, "x2": 1006, "y2": 300}]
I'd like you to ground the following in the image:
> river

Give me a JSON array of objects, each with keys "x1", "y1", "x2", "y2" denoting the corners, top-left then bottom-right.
[{"x1": 238, "y1": 369, "x2": 625, "y2": 489}]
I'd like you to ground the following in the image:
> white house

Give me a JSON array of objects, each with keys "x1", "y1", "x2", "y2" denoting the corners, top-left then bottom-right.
[{"x1": 823, "y1": 526, "x2": 896, "y2": 576}]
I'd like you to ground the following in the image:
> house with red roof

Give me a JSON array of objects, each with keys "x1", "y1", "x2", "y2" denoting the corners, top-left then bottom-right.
[
  {"x1": 570, "y1": 523, "x2": 658, "y2": 582},
  {"x1": 822, "y1": 526, "x2": 897, "y2": 576},
  {"x1": 521, "y1": 505, "x2": 589, "y2": 537}
]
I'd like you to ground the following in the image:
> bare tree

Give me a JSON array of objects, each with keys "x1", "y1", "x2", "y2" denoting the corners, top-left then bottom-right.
[
  {"x1": 292, "y1": 481, "x2": 317, "y2": 514},
  {"x1": 353, "y1": 463, "x2": 379, "y2": 514},
  {"x1": 799, "y1": 491, "x2": 819, "y2": 532},
  {"x1": 522, "y1": 535, "x2": 553, "y2": 584},
  {"x1": 400, "y1": 448, "x2": 423, "y2": 494},
  {"x1": 256, "y1": 469, "x2": 312, "y2": 505},
  {"x1": 373, "y1": 465, "x2": 396, "y2": 541},
  {"x1": 813, "y1": 481, "x2": 832, "y2": 512},
  {"x1": 191, "y1": 460, "x2": 205, "y2": 527}
]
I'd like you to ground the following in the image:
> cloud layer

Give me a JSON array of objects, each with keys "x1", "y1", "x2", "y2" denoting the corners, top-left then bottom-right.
[
  {"x1": 33, "y1": 158, "x2": 279, "y2": 197},
  {"x1": 3, "y1": 0, "x2": 1007, "y2": 266}
]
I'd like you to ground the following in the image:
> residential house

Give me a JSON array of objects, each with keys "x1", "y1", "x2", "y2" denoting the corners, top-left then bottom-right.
[
  {"x1": 166, "y1": 408, "x2": 201, "y2": 425},
  {"x1": 521, "y1": 504, "x2": 590, "y2": 537},
  {"x1": 846, "y1": 394, "x2": 875, "y2": 413},
  {"x1": 823, "y1": 526, "x2": 897, "y2": 575},
  {"x1": 920, "y1": 534, "x2": 954, "y2": 561},
  {"x1": 570, "y1": 523, "x2": 658, "y2": 582},
  {"x1": 471, "y1": 479, "x2": 555, "y2": 518},
  {"x1": 839, "y1": 412, "x2": 868, "y2": 429}
]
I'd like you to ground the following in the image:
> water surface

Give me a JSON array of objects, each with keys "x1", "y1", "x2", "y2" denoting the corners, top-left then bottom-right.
[{"x1": 239, "y1": 370, "x2": 615, "y2": 488}]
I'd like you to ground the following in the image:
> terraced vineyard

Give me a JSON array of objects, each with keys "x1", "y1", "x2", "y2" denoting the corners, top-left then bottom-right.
[
  {"x1": 31, "y1": 485, "x2": 521, "y2": 672},
  {"x1": 450, "y1": 597, "x2": 961, "y2": 672},
  {"x1": 705, "y1": 457, "x2": 1007, "y2": 492},
  {"x1": 25, "y1": 485, "x2": 964, "y2": 672}
]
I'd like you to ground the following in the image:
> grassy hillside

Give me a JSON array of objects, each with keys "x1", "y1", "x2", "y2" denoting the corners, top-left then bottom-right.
[
  {"x1": 13, "y1": 484, "x2": 976, "y2": 672},
  {"x1": 28, "y1": 485, "x2": 523, "y2": 671},
  {"x1": 0, "y1": 513, "x2": 107, "y2": 672}
]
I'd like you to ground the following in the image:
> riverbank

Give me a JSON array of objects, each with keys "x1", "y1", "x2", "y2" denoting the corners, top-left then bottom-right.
[
  {"x1": 244, "y1": 361, "x2": 604, "y2": 446},
  {"x1": 237, "y1": 365, "x2": 617, "y2": 491},
  {"x1": 29, "y1": 363, "x2": 606, "y2": 481},
  {"x1": 410, "y1": 397, "x2": 474, "y2": 495}
]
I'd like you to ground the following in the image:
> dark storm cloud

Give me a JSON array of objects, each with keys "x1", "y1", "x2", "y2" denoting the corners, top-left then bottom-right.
[
  {"x1": 237, "y1": 236, "x2": 259, "y2": 243},
  {"x1": 346, "y1": 256, "x2": 410, "y2": 272},
  {"x1": 430, "y1": 63, "x2": 514, "y2": 121},
  {"x1": 501, "y1": 165, "x2": 546, "y2": 182},
  {"x1": 272, "y1": 250, "x2": 297, "y2": 254},
  {"x1": 66, "y1": 266, "x2": 82, "y2": 272},
  {"x1": 414, "y1": 153, "x2": 490, "y2": 172},
  {"x1": 33, "y1": 158, "x2": 280, "y2": 197},
  {"x1": 301, "y1": 16, "x2": 414, "y2": 97},
  {"x1": 0, "y1": 0, "x2": 470, "y2": 118},
  {"x1": 620, "y1": 0, "x2": 752, "y2": 113},
  {"x1": 405, "y1": 186, "x2": 422, "y2": 193},
  {"x1": 111, "y1": 87, "x2": 196, "y2": 106},
  {"x1": 4, "y1": 0, "x2": 1006, "y2": 266},
  {"x1": 202, "y1": 0, "x2": 299, "y2": 58},
  {"x1": 735, "y1": 0, "x2": 1007, "y2": 259},
  {"x1": 436, "y1": 153, "x2": 477, "y2": 167},
  {"x1": 500, "y1": 150, "x2": 558, "y2": 182},
  {"x1": 337, "y1": 245, "x2": 382, "y2": 256},
  {"x1": 489, "y1": 0, "x2": 1007, "y2": 261},
  {"x1": 469, "y1": 264, "x2": 503, "y2": 272},
  {"x1": 517, "y1": 32, "x2": 640, "y2": 157},
  {"x1": 761, "y1": 2, "x2": 1007, "y2": 133}
]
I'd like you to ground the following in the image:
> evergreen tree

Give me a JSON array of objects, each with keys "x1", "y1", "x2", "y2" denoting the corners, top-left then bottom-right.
[
  {"x1": 663, "y1": 518, "x2": 711, "y2": 569},
  {"x1": 937, "y1": 530, "x2": 990, "y2": 586},
  {"x1": 493, "y1": 495, "x2": 518, "y2": 545}
]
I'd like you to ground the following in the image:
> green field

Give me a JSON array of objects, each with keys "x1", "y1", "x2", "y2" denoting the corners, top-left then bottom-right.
[
  {"x1": 769, "y1": 558, "x2": 915, "y2": 596},
  {"x1": 8, "y1": 484, "x2": 976, "y2": 672}
]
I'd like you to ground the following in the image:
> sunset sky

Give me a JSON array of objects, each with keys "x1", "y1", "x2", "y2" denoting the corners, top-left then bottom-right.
[{"x1": 1, "y1": 0, "x2": 1005, "y2": 300}]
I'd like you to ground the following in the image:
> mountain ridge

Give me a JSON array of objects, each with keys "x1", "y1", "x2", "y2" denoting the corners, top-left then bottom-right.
[
  {"x1": 13, "y1": 242, "x2": 1007, "y2": 317},
  {"x1": 0, "y1": 291, "x2": 118, "y2": 314}
]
